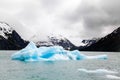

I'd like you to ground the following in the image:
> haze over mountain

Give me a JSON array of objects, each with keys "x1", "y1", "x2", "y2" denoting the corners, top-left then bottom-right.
[
  {"x1": 0, "y1": 21, "x2": 120, "y2": 51},
  {"x1": 0, "y1": 0, "x2": 120, "y2": 51},
  {"x1": 0, "y1": 0, "x2": 120, "y2": 45},
  {"x1": 0, "y1": 22, "x2": 77, "y2": 50}
]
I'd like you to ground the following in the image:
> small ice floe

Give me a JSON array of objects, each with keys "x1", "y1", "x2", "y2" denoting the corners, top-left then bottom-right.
[
  {"x1": 106, "y1": 75, "x2": 120, "y2": 79},
  {"x1": 78, "y1": 69, "x2": 118, "y2": 75},
  {"x1": 11, "y1": 42, "x2": 108, "y2": 62},
  {"x1": 86, "y1": 55, "x2": 108, "y2": 60}
]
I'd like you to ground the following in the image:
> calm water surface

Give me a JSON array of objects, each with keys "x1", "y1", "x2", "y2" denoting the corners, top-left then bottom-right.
[{"x1": 0, "y1": 51, "x2": 120, "y2": 80}]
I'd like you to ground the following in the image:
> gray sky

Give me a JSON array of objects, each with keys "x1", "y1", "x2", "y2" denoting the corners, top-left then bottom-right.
[{"x1": 0, "y1": 0, "x2": 119, "y2": 44}]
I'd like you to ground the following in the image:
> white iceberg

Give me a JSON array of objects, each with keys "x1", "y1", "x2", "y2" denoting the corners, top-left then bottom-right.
[{"x1": 11, "y1": 42, "x2": 108, "y2": 61}]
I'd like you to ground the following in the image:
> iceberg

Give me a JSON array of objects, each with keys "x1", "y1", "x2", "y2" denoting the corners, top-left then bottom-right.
[{"x1": 11, "y1": 42, "x2": 108, "y2": 61}]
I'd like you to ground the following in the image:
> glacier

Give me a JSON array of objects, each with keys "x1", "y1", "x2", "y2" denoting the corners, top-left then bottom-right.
[{"x1": 11, "y1": 42, "x2": 108, "y2": 61}]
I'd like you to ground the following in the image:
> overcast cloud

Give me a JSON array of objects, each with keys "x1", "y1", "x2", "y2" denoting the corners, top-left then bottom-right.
[{"x1": 0, "y1": 0, "x2": 119, "y2": 44}]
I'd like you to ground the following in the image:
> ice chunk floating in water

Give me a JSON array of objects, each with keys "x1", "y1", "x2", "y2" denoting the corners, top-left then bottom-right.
[
  {"x1": 78, "y1": 68, "x2": 120, "y2": 79},
  {"x1": 106, "y1": 75, "x2": 120, "y2": 79},
  {"x1": 78, "y1": 69, "x2": 118, "y2": 74},
  {"x1": 11, "y1": 42, "x2": 108, "y2": 61}
]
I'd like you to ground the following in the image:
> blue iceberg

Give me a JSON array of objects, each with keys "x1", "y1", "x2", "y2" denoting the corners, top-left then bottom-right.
[{"x1": 11, "y1": 42, "x2": 108, "y2": 61}]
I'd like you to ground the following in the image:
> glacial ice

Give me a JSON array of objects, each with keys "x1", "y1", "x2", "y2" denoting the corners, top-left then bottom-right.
[{"x1": 11, "y1": 42, "x2": 108, "y2": 61}]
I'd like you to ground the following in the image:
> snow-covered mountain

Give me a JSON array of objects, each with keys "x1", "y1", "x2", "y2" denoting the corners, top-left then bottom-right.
[
  {"x1": 79, "y1": 27, "x2": 120, "y2": 52},
  {"x1": 1, "y1": 21, "x2": 120, "y2": 51},
  {"x1": 0, "y1": 22, "x2": 77, "y2": 50},
  {"x1": 0, "y1": 22, "x2": 28, "y2": 50},
  {"x1": 36, "y1": 35, "x2": 77, "y2": 50}
]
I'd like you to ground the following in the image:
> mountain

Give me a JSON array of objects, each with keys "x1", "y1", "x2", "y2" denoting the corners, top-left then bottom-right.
[
  {"x1": 2, "y1": 21, "x2": 120, "y2": 51},
  {"x1": 0, "y1": 22, "x2": 77, "y2": 50},
  {"x1": 36, "y1": 35, "x2": 77, "y2": 50},
  {"x1": 79, "y1": 27, "x2": 120, "y2": 52},
  {"x1": 0, "y1": 22, "x2": 29, "y2": 50}
]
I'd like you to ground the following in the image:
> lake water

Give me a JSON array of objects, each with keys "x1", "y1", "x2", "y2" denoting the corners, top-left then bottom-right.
[{"x1": 0, "y1": 51, "x2": 120, "y2": 80}]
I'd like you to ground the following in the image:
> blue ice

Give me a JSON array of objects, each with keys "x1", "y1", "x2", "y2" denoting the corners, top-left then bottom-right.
[{"x1": 11, "y1": 42, "x2": 108, "y2": 61}]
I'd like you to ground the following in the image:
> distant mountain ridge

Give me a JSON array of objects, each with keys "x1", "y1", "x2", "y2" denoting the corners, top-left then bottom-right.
[
  {"x1": 0, "y1": 22, "x2": 76, "y2": 50},
  {"x1": 79, "y1": 27, "x2": 120, "y2": 52},
  {"x1": 0, "y1": 21, "x2": 120, "y2": 51}
]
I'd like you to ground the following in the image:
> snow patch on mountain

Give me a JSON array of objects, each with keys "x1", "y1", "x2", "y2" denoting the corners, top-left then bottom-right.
[
  {"x1": 35, "y1": 35, "x2": 77, "y2": 50},
  {"x1": 0, "y1": 22, "x2": 13, "y2": 39}
]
